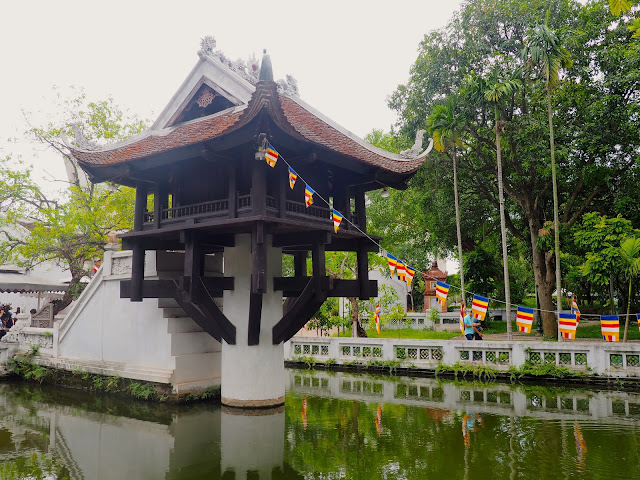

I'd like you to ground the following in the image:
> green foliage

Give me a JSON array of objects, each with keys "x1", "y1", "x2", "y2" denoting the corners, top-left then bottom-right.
[
  {"x1": 92, "y1": 375, "x2": 104, "y2": 390},
  {"x1": 129, "y1": 382, "x2": 154, "y2": 400},
  {"x1": 0, "y1": 453, "x2": 70, "y2": 480},
  {"x1": 0, "y1": 92, "x2": 149, "y2": 311}
]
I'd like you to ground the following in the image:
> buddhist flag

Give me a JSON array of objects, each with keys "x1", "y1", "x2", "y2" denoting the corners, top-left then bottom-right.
[
  {"x1": 600, "y1": 315, "x2": 620, "y2": 342},
  {"x1": 516, "y1": 306, "x2": 535, "y2": 333},
  {"x1": 405, "y1": 266, "x2": 416, "y2": 287},
  {"x1": 332, "y1": 209, "x2": 343, "y2": 233},
  {"x1": 375, "y1": 405, "x2": 382, "y2": 437},
  {"x1": 304, "y1": 185, "x2": 315, "y2": 207},
  {"x1": 574, "y1": 422, "x2": 586, "y2": 466},
  {"x1": 459, "y1": 301, "x2": 466, "y2": 334},
  {"x1": 288, "y1": 166, "x2": 298, "y2": 189},
  {"x1": 375, "y1": 303, "x2": 381, "y2": 335},
  {"x1": 435, "y1": 281, "x2": 450, "y2": 307},
  {"x1": 396, "y1": 261, "x2": 407, "y2": 282},
  {"x1": 571, "y1": 296, "x2": 581, "y2": 324},
  {"x1": 558, "y1": 312, "x2": 578, "y2": 339},
  {"x1": 265, "y1": 143, "x2": 279, "y2": 167},
  {"x1": 637, "y1": 313, "x2": 640, "y2": 334},
  {"x1": 471, "y1": 295, "x2": 489, "y2": 321},
  {"x1": 386, "y1": 253, "x2": 398, "y2": 276}
]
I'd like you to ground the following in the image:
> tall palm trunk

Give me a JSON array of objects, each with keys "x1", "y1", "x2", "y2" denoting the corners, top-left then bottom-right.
[
  {"x1": 453, "y1": 146, "x2": 466, "y2": 309},
  {"x1": 547, "y1": 85, "x2": 563, "y2": 341},
  {"x1": 495, "y1": 109, "x2": 512, "y2": 339},
  {"x1": 624, "y1": 278, "x2": 632, "y2": 342}
]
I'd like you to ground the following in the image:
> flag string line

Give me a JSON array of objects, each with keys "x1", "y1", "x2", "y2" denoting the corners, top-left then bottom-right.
[{"x1": 269, "y1": 145, "x2": 632, "y2": 321}]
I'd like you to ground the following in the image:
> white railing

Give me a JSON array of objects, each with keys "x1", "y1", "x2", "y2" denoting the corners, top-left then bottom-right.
[{"x1": 285, "y1": 337, "x2": 640, "y2": 377}]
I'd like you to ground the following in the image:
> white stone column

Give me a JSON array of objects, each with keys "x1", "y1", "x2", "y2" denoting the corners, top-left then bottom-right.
[{"x1": 221, "y1": 234, "x2": 285, "y2": 407}]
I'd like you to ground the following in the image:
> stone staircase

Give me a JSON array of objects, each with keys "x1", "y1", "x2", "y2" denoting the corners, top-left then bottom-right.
[{"x1": 156, "y1": 252, "x2": 224, "y2": 393}]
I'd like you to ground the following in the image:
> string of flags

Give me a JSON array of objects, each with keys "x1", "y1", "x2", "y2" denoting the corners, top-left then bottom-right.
[{"x1": 262, "y1": 142, "x2": 640, "y2": 342}]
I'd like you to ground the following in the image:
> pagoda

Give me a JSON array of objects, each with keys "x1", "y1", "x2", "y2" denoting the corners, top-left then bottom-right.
[
  {"x1": 423, "y1": 261, "x2": 448, "y2": 313},
  {"x1": 67, "y1": 39, "x2": 429, "y2": 407}
]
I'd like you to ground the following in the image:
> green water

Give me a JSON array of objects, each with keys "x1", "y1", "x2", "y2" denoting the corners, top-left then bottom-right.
[{"x1": 1, "y1": 371, "x2": 640, "y2": 479}]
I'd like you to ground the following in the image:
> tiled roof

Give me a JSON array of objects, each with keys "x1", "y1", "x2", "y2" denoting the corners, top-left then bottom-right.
[{"x1": 70, "y1": 82, "x2": 426, "y2": 175}]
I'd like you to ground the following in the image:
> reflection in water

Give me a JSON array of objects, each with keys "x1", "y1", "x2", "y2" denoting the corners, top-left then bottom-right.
[{"x1": 1, "y1": 371, "x2": 640, "y2": 478}]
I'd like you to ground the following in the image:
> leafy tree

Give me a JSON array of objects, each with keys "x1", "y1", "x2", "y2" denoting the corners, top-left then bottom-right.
[
  {"x1": 427, "y1": 96, "x2": 468, "y2": 310},
  {"x1": 619, "y1": 237, "x2": 640, "y2": 341},
  {"x1": 0, "y1": 94, "x2": 148, "y2": 312},
  {"x1": 522, "y1": 17, "x2": 573, "y2": 334},
  {"x1": 386, "y1": 0, "x2": 640, "y2": 338}
]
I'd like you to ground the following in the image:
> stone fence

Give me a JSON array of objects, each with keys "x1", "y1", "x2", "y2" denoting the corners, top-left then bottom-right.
[{"x1": 285, "y1": 336, "x2": 640, "y2": 378}]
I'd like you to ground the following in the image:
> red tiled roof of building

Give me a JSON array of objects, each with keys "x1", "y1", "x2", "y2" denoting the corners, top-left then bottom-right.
[{"x1": 69, "y1": 81, "x2": 426, "y2": 175}]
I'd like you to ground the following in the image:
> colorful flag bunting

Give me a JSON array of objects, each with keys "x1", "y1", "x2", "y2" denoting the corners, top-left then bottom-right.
[
  {"x1": 304, "y1": 185, "x2": 314, "y2": 207},
  {"x1": 637, "y1": 313, "x2": 640, "y2": 334},
  {"x1": 558, "y1": 312, "x2": 578, "y2": 339},
  {"x1": 435, "y1": 281, "x2": 450, "y2": 307},
  {"x1": 386, "y1": 253, "x2": 398, "y2": 276},
  {"x1": 600, "y1": 315, "x2": 619, "y2": 342},
  {"x1": 288, "y1": 166, "x2": 298, "y2": 189},
  {"x1": 375, "y1": 303, "x2": 381, "y2": 335},
  {"x1": 471, "y1": 295, "x2": 489, "y2": 321},
  {"x1": 459, "y1": 302, "x2": 466, "y2": 334},
  {"x1": 396, "y1": 261, "x2": 407, "y2": 282},
  {"x1": 265, "y1": 143, "x2": 279, "y2": 167},
  {"x1": 516, "y1": 306, "x2": 535, "y2": 333},
  {"x1": 332, "y1": 209, "x2": 343, "y2": 233},
  {"x1": 571, "y1": 296, "x2": 581, "y2": 324},
  {"x1": 574, "y1": 422, "x2": 586, "y2": 465},
  {"x1": 405, "y1": 266, "x2": 416, "y2": 287}
]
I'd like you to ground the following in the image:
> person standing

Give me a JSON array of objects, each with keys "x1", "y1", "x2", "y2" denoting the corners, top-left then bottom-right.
[{"x1": 463, "y1": 312, "x2": 481, "y2": 340}]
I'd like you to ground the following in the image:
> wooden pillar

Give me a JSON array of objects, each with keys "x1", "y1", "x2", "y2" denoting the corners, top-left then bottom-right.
[
  {"x1": 311, "y1": 237, "x2": 326, "y2": 302},
  {"x1": 294, "y1": 251, "x2": 307, "y2": 277},
  {"x1": 354, "y1": 191, "x2": 366, "y2": 233},
  {"x1": 251, "y1": 221, "x2": 266, "y2": 294},
  {"x1": 252, "y1": 157, "x2": 266, "y2": 216},
  {"x1": 228, "y1": 163, "x2": 237, "y2": 219},
  {"x1": 183, "y1": 230, "x2": 203, "y2": 302},
  {"x1": 153, "y1": 182, "x2": 168, "y2": 229},
  {"x1": 332, "y1": 185, "x2": 349, "y2": 231},
  {"x1": 357, "y1": 239, "x2": 370, "y2": 300},
  {"x1": 131, "y1": 182, "x2": 148, "y2": 302},
  {"x1": 278, "y1": 166, "x2": 287, "y2": 218}
]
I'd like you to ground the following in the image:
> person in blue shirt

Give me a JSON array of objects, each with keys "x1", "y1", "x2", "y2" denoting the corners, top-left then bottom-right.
[{"x1": 463, "y1": 313, "x2": 482, "y2": 340}]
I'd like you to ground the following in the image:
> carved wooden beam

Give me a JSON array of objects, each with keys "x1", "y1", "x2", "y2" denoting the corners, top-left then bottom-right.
[
  {"x1": 247, "y1": 292, "x2": 263, "y2": 346},
  {"x1": 274, "y1": 277, "x2": 377, "y2": 298},
  {"x1": 272, "y1": 277, "x2": 328, "y2": 344}
]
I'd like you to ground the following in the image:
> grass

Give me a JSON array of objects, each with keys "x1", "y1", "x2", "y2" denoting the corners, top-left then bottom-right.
[
  {"x1": 576, "y1": 320, "x2": 640, "y2": 340},
  {"x1": 338, "y1": 328, "x2": 460, "y2": 340}
]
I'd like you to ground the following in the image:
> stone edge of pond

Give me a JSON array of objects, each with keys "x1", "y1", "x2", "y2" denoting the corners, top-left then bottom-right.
[
  {"x1": 1, "y1": 354, "x2": 221, "y2": 404},
  {"x1": 284, "y1": 360, "x2": 640, "y2": 392}
]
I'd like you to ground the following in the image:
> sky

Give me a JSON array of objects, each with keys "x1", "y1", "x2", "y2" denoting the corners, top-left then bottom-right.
[{"x1": 0, "y1": 0, "x2": 463, "y2": 185}]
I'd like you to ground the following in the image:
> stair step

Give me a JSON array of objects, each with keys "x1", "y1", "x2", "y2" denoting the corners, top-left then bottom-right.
[
  {"x1": 158, "y1": 298, "x2": 179, "y2": 309},
  {"x1": 167, "y1": 317, "x2": 204, "y2": 334},
  {"x1": 171, "y1": 332, "x2": 222, "y2": 356},
  {"x1": 163, "y1": 307, "x2": 187, "y2": 318}
]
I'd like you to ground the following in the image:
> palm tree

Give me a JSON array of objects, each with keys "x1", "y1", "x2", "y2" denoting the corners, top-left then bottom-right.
[
  {"x1": 427, "y1": 96, "x2": 467, "y2": 309},
  {"x1": 464, "y1": 69, "x2": 521, "y2": 340},
  {"x1": 522, "y1": 19, "x2": 572, "y2": 340},
  {"x1": 620, "y1": 237, "x2": 640, "y2": 342}
]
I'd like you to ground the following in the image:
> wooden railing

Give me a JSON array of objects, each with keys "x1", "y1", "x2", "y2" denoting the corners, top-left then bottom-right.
[{"x1": 141, "y1": 196, "x2": 347, "y2": 228}]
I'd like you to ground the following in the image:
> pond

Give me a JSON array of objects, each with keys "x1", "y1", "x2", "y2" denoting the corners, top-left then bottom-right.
[{"x1": 1, "y1": 370, "x2": 639, "y2": 479}]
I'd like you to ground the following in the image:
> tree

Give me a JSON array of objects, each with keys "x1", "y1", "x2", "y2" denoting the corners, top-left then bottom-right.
[
  {"x1": 427, "y1": 96, "x2": 468, "y2": 315},
  {"x1": 387, "y1": 0, "x2": 640, "y2": 338},
  {"x1": 464, "y1": 67, "x2": 521, "y2": 339},
  {"x1": 0, "y1": 93, "x2": 148, "y2": 312},
  {"x1": 522, "y1": 17, "x2": 573, "y2": 338},
  {"x1": 619, "y1": 237, "x2": 640, "y2": 342}
]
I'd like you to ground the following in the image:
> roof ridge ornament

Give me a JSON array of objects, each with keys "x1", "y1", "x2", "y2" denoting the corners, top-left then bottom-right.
[
  {"x1": 259, "y1": 49, "x2": 273, "y2": 82},
  {"x1": 399, "y1": 129, "x2": 433, "y2": 159},
  {"x1": 198, "y1": 35, "x2": 260, "y2": 85},
  {"x1": 277, "y1": 74, "x2": 299, "y2": 96},
  {"x1": 71, "y1": 123, "x2": 101, "y2": 151}
]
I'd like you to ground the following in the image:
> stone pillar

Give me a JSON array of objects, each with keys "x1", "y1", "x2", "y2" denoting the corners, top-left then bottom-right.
[
  {"x1": 220, "y1": 407, "x2": 285, "y2": 479},
  {"x1": 221, "y1": 234, "x2": 284, "y2": 407}
]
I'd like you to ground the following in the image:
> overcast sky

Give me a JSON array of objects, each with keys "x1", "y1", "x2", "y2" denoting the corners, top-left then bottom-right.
[{"x1": 0, "y1": 0, "x2": 463, "y2": 184}]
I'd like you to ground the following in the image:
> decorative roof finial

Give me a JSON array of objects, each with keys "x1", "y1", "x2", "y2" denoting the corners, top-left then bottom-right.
[
  {"x1": 199, "y1": 35, "x2": 216, "y2": 56},
  {"x1": 259, "y1": 49, "x2": 273, "y2": 82}
]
